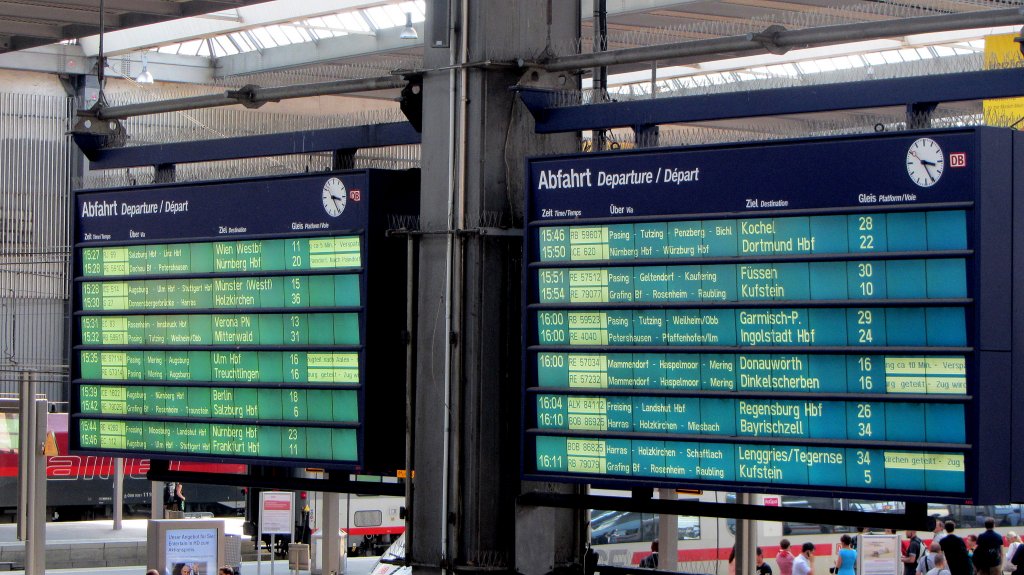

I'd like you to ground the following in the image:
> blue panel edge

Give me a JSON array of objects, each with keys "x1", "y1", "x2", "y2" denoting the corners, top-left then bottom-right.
[
  {"x1": 85, "y1": 121, "x2": 422, "y2": 170},
  {"x1": 517, "y1": 68, "x2": 1024, "y2": 133}
]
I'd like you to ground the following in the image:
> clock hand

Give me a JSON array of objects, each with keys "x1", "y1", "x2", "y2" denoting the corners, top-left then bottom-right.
[
  {"x1": 921, "y1": 163, "x2": 936, "y2": 182},
  {"x1": 331, "y1": 195, "x2": 345, "y2": 201}
]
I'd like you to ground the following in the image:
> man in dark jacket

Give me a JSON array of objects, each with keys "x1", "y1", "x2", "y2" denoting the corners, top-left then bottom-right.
[
  {"x1": 639, "y1": 541, "x2": 659, "y2": 568},
  {"x1": 974, "y1": 517, "x2": 1004, "y2": 575},
  {"x1": 939, "y1": 521, "x2": 973, "y2": 575}
]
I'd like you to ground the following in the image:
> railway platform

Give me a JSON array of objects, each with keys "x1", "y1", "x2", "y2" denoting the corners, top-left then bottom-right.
[{"x1": 0, "y1": 518, "x2": 376, "y2": 575}]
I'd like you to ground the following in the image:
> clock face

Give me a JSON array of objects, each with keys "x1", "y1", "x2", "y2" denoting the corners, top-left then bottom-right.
[
  {"x1": 906, "y1": 138, "x2": 944, "y2": 188},
  {"x1": 322, "y1": 177, "x2": 347, "y2": 217}
]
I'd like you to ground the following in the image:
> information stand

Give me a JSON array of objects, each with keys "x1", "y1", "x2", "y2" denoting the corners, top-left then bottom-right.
[
  {"x1": 857, "y1": 534, "x2": 901, "y2": 575},
  {"x1": 523, "y1": 128, "x2": 1018, "y2": 502},
  {"x1": 259, "y1": 492, "x2": 294, "y2": 575}
]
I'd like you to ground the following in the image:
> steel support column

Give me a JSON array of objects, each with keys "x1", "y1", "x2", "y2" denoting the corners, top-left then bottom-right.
[{"x1": 411, "y1": 2, "x2": 580, "y2": 575}]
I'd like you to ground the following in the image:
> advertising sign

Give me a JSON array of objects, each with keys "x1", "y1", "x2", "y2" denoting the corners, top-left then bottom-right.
[
  {"x1": 165, "y1": 527, "x2": 218, "y2": 575},
  {"x1": 259, "y1": 491, "x2": 295, "y2": 537}
]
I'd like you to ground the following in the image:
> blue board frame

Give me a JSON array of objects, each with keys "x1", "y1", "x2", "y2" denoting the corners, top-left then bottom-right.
[
  {"x1": 522, "y1": 128, "x2": 1015, "y2": 504},
  {"x1": 70, "y1": 170, "x2": 418, "y2": 473}
]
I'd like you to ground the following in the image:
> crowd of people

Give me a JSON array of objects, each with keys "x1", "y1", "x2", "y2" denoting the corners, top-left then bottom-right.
[
  {"x1": 638, "y1": 517, "x2": 1024, "y2": 575},
  {"x1": 764, "y1": 518, "x2": 1024, "y2": 575}
]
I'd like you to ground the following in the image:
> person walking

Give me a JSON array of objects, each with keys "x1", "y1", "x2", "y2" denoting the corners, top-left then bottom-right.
[
  {"x1": 164, "y1": 481, "x2": 185, "y2": 512},
  {"x1": 777, "y1": 539, "x2": 795, "y2": 575},
  {"x1": 756, "y1": 548, "x2": 774, "y2": 575},
  {"x1": 794, "y1": 543, "x2": 815, "y2": 575},
  {"x1": 940, "y1": 521, "x2": 973, "y2": 575},
  {"x1": 905, "y1": 531, "x2": 925, "y2": 575},
  {"x1": 974, "y1": 517, "x2": 1004, "y2": 575},
  {"x1": 1004, "y1": 532, "x2": 1021, "y2": 573},
  {"x1": 639, "y1": 541, "x2": 659, "y2": 568},
  {"x1": 933, "y1": 520, "x2": 948, "y2": 545},
  {"x1": 836, "y1": 535, "x2": 857, "y2": 575},
  {"x1": 921, "y1": 544, "x2": 942, "y2": 575},
  {"x1": 928, "y1": 554, "x2": 953, "y2": 575}
]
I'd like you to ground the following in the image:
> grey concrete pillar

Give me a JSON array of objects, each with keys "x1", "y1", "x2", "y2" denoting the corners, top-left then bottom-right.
[{"x1": 411, "y1": 2, "x2": 580, "y2": 575}]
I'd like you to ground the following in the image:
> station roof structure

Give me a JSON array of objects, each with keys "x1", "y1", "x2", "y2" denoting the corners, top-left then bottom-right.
[
  {"x1": 0, "y1": 1, "x2": 1018, "y2": 90},
  {"x1": 0, "y1": 0, "x2": 276, "y2": 53}
]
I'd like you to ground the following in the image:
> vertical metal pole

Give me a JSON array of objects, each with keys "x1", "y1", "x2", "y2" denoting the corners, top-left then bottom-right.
[
  {"x1": 320, "y1": 491, "x2": 341, "y2": 575},
  {"x1": 271, "y1": 534, "x2": 276, "y2": 575},
  {"x1": 651, "y1": 60, "x2": 658, "y2": 97},
  {"x1": 29, "y1": 391, "x2": 47, "y2": 575},
  {"x1": 591, "y1": 0, "x2": 607, "y2": 151},
  {"x1": 152, "y1": 481, "x2": 162, "y2": 519},
  {"x1": 404, "y1": 234, "x2": 416, "y2": 556},
  {"x1": 735, "y1": 494, "x2": 756, "y2": 575},
  {"x1": 17, "y1": 371, "x2": 30, "y2": 541},
  {"x1": 657, "y1": 489, "x2": 678, "y2": 572},
  {"x1": 113, "y1": 457, "x2": 124, "y2": 529}
]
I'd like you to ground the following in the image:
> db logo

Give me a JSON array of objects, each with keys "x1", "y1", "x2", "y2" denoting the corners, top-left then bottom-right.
[
  {"x1": 950, "y1": 153, "x2": 967, "y2": 168},
  {"x1": 349, "y1": 189, "x2": 361, "y2": 201}
]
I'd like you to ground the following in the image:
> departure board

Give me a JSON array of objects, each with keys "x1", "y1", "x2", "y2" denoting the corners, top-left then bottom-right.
[
  {"x1": 71, "y1": 170, "x2": 418, "y2": 472},
  {"x1": 524, "y1": 129, "x2": 1020, "y2": 503}
]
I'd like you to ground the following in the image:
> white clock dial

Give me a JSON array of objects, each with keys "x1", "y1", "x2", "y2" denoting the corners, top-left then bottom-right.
[
  {"x1": 906, "y1": 138, "x2": 944, "y2": 188},
  {"x1": 322, "y1": 177, "x2": 347, "y2": 217}
]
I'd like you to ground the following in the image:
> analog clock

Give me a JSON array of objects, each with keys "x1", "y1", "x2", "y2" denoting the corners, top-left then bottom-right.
[
  {"x1": 322, "y1": 177, "x2": 347, "y2": 217},
  {"x1": 906, "y1": 138, "x2": 944, "y2": 188}
]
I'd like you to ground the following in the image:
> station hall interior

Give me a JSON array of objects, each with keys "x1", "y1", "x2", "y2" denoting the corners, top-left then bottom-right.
[{"x1": 4, "y1": 1, "x2": 1024, "y2": 575}]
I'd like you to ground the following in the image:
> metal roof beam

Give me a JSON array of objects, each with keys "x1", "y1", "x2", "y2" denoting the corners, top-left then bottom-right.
[
  {"x1": 77, "y1": 0, "x2": 388, "y2": 57},
  {"x1": 0, "y1": 43, "x2": 213, "y2": 83},
  {"x1": 84, "y1": 121, "x2": 421, "y2": 169},
  {"x1": 11, "y1": 0, "x2": 182, "y2": 17},
  {"x1": 517, "y1": 67, "x2": 1024, "y2": 133},
  {"x1": 545, "y1": 7, "x2": 1024, "y2": 71},
  {"x1": 0, "y1": 18, "x2": 61, "y2": 39},
  {"x1": 0, "y1": 2, "x2": 116, "y2": 26},
  {"x1": 214, "y1": 22, "x2": 424, "y2": 78}
]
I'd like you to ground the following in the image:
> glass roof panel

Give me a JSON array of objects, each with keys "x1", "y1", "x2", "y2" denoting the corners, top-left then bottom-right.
[{"x1": 151, "y1": 1, "x2": 426, "y2": 57}]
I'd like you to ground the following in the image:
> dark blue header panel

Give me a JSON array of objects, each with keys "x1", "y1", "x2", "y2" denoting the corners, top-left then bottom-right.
[
  {"x1": 529, "y1": 132, "x2": 974, "y2": 221},
  {"x1": 523, "y1": 129, "x2": 1015, "y2": 503},
  {"x1": 76, "y1": 172, "x2": 370, "y2": 242}
]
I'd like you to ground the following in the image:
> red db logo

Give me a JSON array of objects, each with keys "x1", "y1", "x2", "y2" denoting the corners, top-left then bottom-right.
[
  {"x1": 950, "y1": 153, "x2": 966, "y2": 168},
  {"x1": 349, "y1": 189, "x2": 361, "y2": 201}
]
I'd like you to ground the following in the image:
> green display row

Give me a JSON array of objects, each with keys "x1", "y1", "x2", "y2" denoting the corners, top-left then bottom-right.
[
  {"x1": 537, "y1": 211, "x2": 967, "y2": 262},
  {"x1": 82, "y1": 274, "x2": 360, "y2": 311},
  {"x1": 80, "y1": 384, "x2": 357, "y2": 422},
  {"x1": 533, "y1": 394, "x2": 965, "y2": 443},
  {"x1": 536, "y1": 259, "x2": 966, "y2": 304},
  {"x1": 79, "y1": 419, "x2": 356, "y2": 461},
  {"x1": 79, "y1": 350, "x2": 359, "y2": 384},
  {"x1": 81, "y1": 236, "x2": 361, "y2": 277},
  {"x1": 536, "y1": 307, "x2": 966, "y2": 347},
  {"x1": 81, "y1": 313, "x2": 359, "y2": 346},
  {"x1": 535, "y1": 352, "x2": 967, "y2": 394},
  {"x1": 533, "y1": 436, "x2": 965, "y2": 493}
]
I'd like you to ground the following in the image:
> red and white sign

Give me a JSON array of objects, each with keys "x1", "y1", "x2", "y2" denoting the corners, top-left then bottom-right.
[
  {"x1": 950, "y1": 152, "x2": 967, "y2": 168},
  {"x1": 259, "y1": 491, "x2": 295, "y2": 536},
  {"x1": 763, "y1": 496, "x2": 780, "y2": 507}
]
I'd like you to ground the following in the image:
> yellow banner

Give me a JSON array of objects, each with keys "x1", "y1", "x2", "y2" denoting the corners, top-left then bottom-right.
[{"x1": 983, "y1": 34, "x2": 1024, "y2": 128}]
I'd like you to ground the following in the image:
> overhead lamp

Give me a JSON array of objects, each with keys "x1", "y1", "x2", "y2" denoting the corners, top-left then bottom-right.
[
  {"x1": 136, "y1": 52, "x2": 154, "y2": 84},
  {"x1": 400, "y1": 12, "x2": 418, "y2": 40}
]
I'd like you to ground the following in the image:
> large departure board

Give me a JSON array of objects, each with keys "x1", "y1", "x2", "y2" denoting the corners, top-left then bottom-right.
[
  {"x1": 524, "y1": 129, "x2": 1019, "y2": 503},
  {"x1": 71, "y1": 170, "x2": 418, "y2": 471}
]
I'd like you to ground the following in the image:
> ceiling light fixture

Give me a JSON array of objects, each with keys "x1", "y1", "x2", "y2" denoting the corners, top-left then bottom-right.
[
  {"x1": 400, "y1": 12, "x2": 418, "y2": 40},
  {"x1": 136, "y1": 52, "x2": 154, "y2": 84}
]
